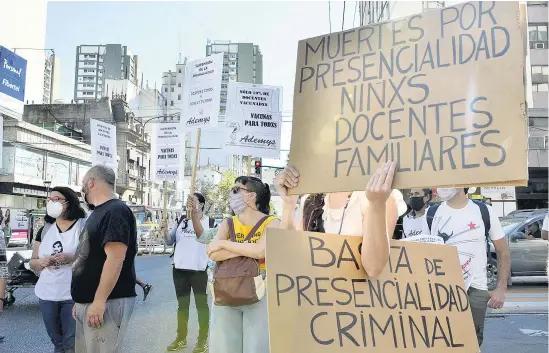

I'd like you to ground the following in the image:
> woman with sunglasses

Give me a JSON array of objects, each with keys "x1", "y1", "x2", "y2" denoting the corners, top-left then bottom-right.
[
  {"x1": 207, "y1": 176, "x2": 279, "y2": 353},
  {"x1": 276, "y1": 161, "x2": 402, "y2": 278},
  {"x1": 29, "y1": 187, "x2": 87, "y2": 353}
]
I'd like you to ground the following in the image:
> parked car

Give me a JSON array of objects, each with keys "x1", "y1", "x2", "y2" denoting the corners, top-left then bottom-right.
[
  {"x1": 506, "y1": 209, "x2": 548, "y2": 218},
  {"x1": 487, "y1": 213, "x2": 548, "y2": 290}
]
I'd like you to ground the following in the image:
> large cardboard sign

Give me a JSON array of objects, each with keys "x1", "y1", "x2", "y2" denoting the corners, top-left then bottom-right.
[
  {"x1": 90, "y1": 119, "x2": 117, "y2": 172},
  {"x1": 266, "y1": 229, "x2": 479, "y2": 352},
  {"x1": 224, "y1": 82, "x2": 282, "y2": 158},
  {"x1": 181, "y1": 53, "x2": 223, "y2": 130},
  {"x1": 154, "y1": 122, "x2": 181, "y2": 181},
  {"x1": 289, "y1": 1, "x2": 527, "y2": 194}
]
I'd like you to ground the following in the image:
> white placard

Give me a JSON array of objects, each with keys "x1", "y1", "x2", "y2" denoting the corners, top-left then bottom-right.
[
  {"x1": 224, "y1": 82, "x2": 282, "y2": 159},
  {"x1": 90, "y1": 119, "x2": 117, "y2": 172},
  {"x1": 481, "y1": 186, "x2": 517, "y2": 201},
  {"x1": 181, "y1": 53, "x2": 223, "y2": 130},
  {"x1": 154, "y1": 122, "x2": 181, "y2": 181}
]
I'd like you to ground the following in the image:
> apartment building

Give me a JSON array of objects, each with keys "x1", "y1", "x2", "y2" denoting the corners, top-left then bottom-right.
[{"x1": 43, "y1": 53, "x2": 60, "y2": 104}]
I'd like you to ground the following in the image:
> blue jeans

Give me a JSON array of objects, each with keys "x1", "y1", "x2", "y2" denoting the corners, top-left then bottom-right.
[
  {"x1": 209, "y1": 296, "x2": 269, "y2": 353},
  {"x1": 39, "y1": 299, "x2": 76, "y2": 353}
]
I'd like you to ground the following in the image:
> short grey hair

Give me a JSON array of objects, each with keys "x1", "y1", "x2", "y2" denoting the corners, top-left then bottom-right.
[{"x1": 85, "y1": 165, "x2": 116, "y2": 189}]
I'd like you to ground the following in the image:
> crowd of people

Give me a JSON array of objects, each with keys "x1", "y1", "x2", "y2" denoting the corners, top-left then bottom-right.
[{"x1": 0, "y1": 161, "x2": 545, "y2": 353}]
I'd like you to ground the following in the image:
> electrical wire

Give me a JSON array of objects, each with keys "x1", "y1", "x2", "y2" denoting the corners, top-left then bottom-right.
[
  {"x1": 329, "y1": 1, "x2": 332, "y2": 33},
  {"x1": 353, "y1": 1, "x2": 358, "y2": 28},
  {"x1": 342, "y1": 1, "x2": 346, "y2": 31}
]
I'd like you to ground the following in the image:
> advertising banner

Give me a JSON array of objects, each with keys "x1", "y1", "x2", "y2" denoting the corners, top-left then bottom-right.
[
  {"x1": 0, "y1": 46, "x2": 27, "y2": 102},
  {"x1": 266, "y1": 229, "x2": 479, "y2": 352},
  {"x1": 289, "y1": 1, "x2": 527, "y2": 194},
  {"x1": 90, "y1": 119, "x2": 118, "y2": 172},
  {"x1": 181, "y1": 53, "x2": 223, "y2": 130},
  {"x1": 224, "y1": 82, "x2": 282, "y2": 158}
]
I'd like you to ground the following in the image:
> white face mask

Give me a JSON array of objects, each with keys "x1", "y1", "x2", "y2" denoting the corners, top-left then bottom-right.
[
  {"x1": 437, "y1": 188, "x2": 458, "y2": 202},
  {"x1": 46, "y1": 200, "x2": 64, "y2": 219}
]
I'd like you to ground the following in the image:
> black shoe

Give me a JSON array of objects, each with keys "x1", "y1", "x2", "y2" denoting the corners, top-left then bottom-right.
[
  {"x1": 143, "y1": 284, "x2": 152, "y2": 301},
  {"x1": 167, "y1": 338, "x2": 187, "y2": 351},
  {"x1": 193, "y1": 342, "x2": 208, "y2": 353}
]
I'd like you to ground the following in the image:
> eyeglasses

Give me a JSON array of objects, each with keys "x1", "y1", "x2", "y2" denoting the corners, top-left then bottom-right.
[
  {"x1": 48, "y1": 197, "x2": 66, "y2": 203},
  {"x1": 232, "y1": 186, "x2": 251, "y2": 194}
]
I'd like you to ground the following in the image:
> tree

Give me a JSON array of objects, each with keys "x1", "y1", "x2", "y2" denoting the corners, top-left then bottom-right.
[
  {"x1": 269, "y1": 201, "x2": 278, "y2": 216},
  {"x1": 196, "y1": 178, "x2": 216, "y2": 213},
  {"x1": 208, "y1": 170, "x2": 238, "y2": 215}
]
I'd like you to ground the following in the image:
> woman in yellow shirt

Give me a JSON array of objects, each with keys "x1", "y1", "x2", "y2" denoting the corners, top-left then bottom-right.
[{"x1": 207, "y1": 176, "x2": 279, "y2": 353}]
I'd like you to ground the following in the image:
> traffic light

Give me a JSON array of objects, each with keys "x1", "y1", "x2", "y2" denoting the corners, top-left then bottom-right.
[{"x1": 254, "y1": 159, "x2": 262, "y2": 178}]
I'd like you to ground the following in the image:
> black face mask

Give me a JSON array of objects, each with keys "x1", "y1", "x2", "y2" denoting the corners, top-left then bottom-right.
[
  {"x1": 409, "y1": 196, "x2": 426, "y2": 212},
  {"x1": 82, "y1": 186, "x2": 95, "y2": 211}
]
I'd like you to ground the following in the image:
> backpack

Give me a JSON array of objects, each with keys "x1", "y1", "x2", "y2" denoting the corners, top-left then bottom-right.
[
  {"x1": 213, "y1": 216, "x2": 269, "y2": 307},
  {"x1": 303, "y1": 194, "x2": 326, "y2": 232},
  {"x1": 427, "y1": 200, "x2": 492, "y2": 260}
]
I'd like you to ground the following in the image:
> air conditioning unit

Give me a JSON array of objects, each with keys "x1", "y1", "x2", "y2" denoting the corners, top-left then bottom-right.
[{"x1": 535, "y1": 42, "x2": 547, "y2": 49}]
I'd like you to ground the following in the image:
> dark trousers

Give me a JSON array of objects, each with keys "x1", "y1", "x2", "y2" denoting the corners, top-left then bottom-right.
[
  {"x1": 39, "y1": 299, "x2": 76, "y2": 353},
  {"x1": 468, "y1": 287, "x2": 490, "y2": 348},
  {"x1": 172, "y1": 268, "x2": 209, "y2": 344}
]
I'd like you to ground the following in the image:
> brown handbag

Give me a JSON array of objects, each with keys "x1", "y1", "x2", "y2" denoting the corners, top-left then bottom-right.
[{"x1": 213, "y1": 216, "x2": 269, "y2": 307}]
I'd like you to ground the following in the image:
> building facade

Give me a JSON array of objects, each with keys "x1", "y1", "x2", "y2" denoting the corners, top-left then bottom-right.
[
  {"x1": 43, "y1": 53, "x2": 60, "y2": 104},
  {"x1": 74, "y1": 44, "x2": 139, "y2": 103}
]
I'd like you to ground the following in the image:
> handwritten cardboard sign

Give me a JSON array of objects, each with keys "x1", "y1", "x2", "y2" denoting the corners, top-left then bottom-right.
[
  {"x1": 266, "y1": 229, "x2": 479, "y2": 352},
  {"x1": 181, "y1": 53, "x2": 223, "y2": 130},
  {"x1": 224, "y1": 82, "x2": 282, "y2": 158},
  {"x1": 154, "y1": 122, "x2": 181, "y2": 181},
  {"x1": 289, "y1": 1, "x2": 527, "y2": 194},
  {"x1": 90, "y1": 119, "x2": 117, "y2": 173}
]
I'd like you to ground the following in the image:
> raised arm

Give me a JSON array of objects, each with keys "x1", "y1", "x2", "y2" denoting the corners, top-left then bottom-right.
[
  {"x1": 275, "y1": 166, "x2": 299, "y2": 230},
  {"x1": 361, "y1": 161, "x2": 396, "y2": 278}
]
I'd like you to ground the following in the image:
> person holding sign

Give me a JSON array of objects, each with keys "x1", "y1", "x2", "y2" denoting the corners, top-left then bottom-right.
[
  {"x1": 207, "y1": 176, "x2": 279, "y2": 353},
  {"x1": 421, "y1": 187, "x2": 510, "y2": 348},
  {"x1": 161, "y1": 193, "x2": 211, "y2": 353},
  {"x1": 276, "y1": 161, "x2": 398, "y2": 277}
]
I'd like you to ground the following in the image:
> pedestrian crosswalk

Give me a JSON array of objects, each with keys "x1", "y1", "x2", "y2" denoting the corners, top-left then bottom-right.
[{"x1": 491, "y1": 284, "x2": 548, "y2": 314}]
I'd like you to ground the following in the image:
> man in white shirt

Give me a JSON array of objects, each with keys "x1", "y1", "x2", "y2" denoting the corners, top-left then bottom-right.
[
  {"x1": 402, "y1": 188, "x2": 432, "y2": 238},
  {"x1": 422, "y1": 187, "x2": 510, "y2": 349}
]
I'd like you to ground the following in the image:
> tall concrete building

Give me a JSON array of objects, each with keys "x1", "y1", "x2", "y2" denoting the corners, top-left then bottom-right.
[
  {"x1": 205, "y1": 40, "x2": 263, "y2": 115},
  {"x1": 161, "y1": 59, "x2": 187, "y2": 114},
  {"x1": 43, "y1": 53, "x2": 60, "y2": 104},
  {"x1": 73, "y1": 44, "x2": 139, "y2": 103}
]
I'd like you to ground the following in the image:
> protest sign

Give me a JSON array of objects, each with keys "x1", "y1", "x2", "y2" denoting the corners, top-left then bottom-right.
[
  {"x1": 289, "y1": 1, "x2": 527, "y2": 195},
  {"x1": 90, "y1": 119, "x2": 117, "y2": 172},
  {"x1": 481, "y1": 186, "x2": 516, "y2": 201},
  {"x1": 266, "y1": 229, "x2": 479, "y2": 352},
  {"x1": 154, "y1": 122, "x2": 181, "y2": 181},
  {"x1": 224, "y1": 82, "x2": 282, "y2": 158},
  {"x1": 181, "y1": 53, "x2": 223, "y2": 130}
]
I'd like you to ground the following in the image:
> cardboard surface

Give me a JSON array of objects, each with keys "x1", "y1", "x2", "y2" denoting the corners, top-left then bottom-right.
[
  {"x1": 289, "y1": 1, "x2": 527, "y2": 194},
  {"x1": 266, "y1": 229, "x2": 479, "y2": 352}
]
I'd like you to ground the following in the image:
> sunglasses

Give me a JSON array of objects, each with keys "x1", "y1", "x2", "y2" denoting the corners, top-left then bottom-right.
[{"x1": 232, "y1": 186, "x2": 251, "y2": 194}]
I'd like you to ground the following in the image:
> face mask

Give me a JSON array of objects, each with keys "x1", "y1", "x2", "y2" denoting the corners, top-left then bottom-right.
[
  {"x1": 229, "y1": 192, "x2": 248, "y2": 214},
  {"x1": 82, "y1": 184, "x2": 95, "y2": 211},
  {"x1": 46, "y1": 200, "x2": 64, "y2": 219},
  {"x1": 409, "y1": 197, "x2": 426, "y2": 212},
  {"x1": 437, "y1": 188, "x2": 458, "y2": 202}
]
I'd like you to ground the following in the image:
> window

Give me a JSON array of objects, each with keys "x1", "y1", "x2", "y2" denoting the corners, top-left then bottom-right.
[
  {"x1": 533, "y1": 83, "x2": 549, "y2": 91},
  {"x1": 531, "y1": 65, "x2": 548, "y2": 84},
  {"x1": 164, "y1": 101, "x2": 168, "y2": 106},
  {"x1": 171, "y1": 87, "x2": 174, "y2": 92},
  {"x1": 529, "y1": 24, "x2": 548, "y2": 41},
  {"x1": 178, "y1": 69, "x2": 182, "y2": 73},
  {"x1": 165, "y1": 87, "x2": 168, "y2": 93},
  {"x1": 171, "y1": 101, "x2": 174, "y2": 106},
  {"x1": 178, "y1": 94, "x2": 181, "y2": 100},
  {"x1": 178, "y1": 83, "x2": 181, "y2": 87}
]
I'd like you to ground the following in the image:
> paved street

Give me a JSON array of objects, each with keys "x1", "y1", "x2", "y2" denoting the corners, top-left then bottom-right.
[{"x1": 1, "y1": 255, "x2": 547, "y2": 353}]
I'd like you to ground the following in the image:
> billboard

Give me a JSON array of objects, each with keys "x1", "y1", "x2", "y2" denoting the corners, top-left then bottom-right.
[{"x1": 0, "y1": 46, "x2": 27, "y2": 102}]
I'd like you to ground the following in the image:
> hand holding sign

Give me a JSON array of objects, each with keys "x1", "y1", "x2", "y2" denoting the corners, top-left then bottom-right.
[
  {"x1": 365, "y1": 161, "x2": 396, "y2": 206},
  {"x1": 275, "y1": 165, "x2": 300, "y2": 204}
]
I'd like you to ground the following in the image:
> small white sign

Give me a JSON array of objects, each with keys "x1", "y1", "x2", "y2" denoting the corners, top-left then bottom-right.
[
  {"x1": 400, "y1": 234, "x2": 445, "y2": 245},
  {"x1": 181, "y1": 53, "x2": 223, "y2": 130},
  {"x1": 154, "y1": 122, "x2": 181, "y2": 181},
  {"x1": 224, "y1": 82, "x2": 282, "y2": 159},
  {"x1": 90, "y1": 119, "x2": 117, "y2": 172},
  {"x1": 481, "y1": 186, "x2": 517, "y2": 201}
]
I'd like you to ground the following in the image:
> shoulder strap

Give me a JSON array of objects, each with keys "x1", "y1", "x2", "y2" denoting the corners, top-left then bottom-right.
[
  {"x1": 227, "y1": 217, "x2": 236, "y2": 242},
  {"x1": 472, "y1": 200, "x2": 491, "y2": 239},
  {"x1": 209, "y1": 217, "x2": 215, "y2": 228},
  {"x1": 426, "y1": 204, "x2": 440, "y2": 232},
  {"x1": 244, "y1": 216, "x2": 270, "y2": 242}
]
